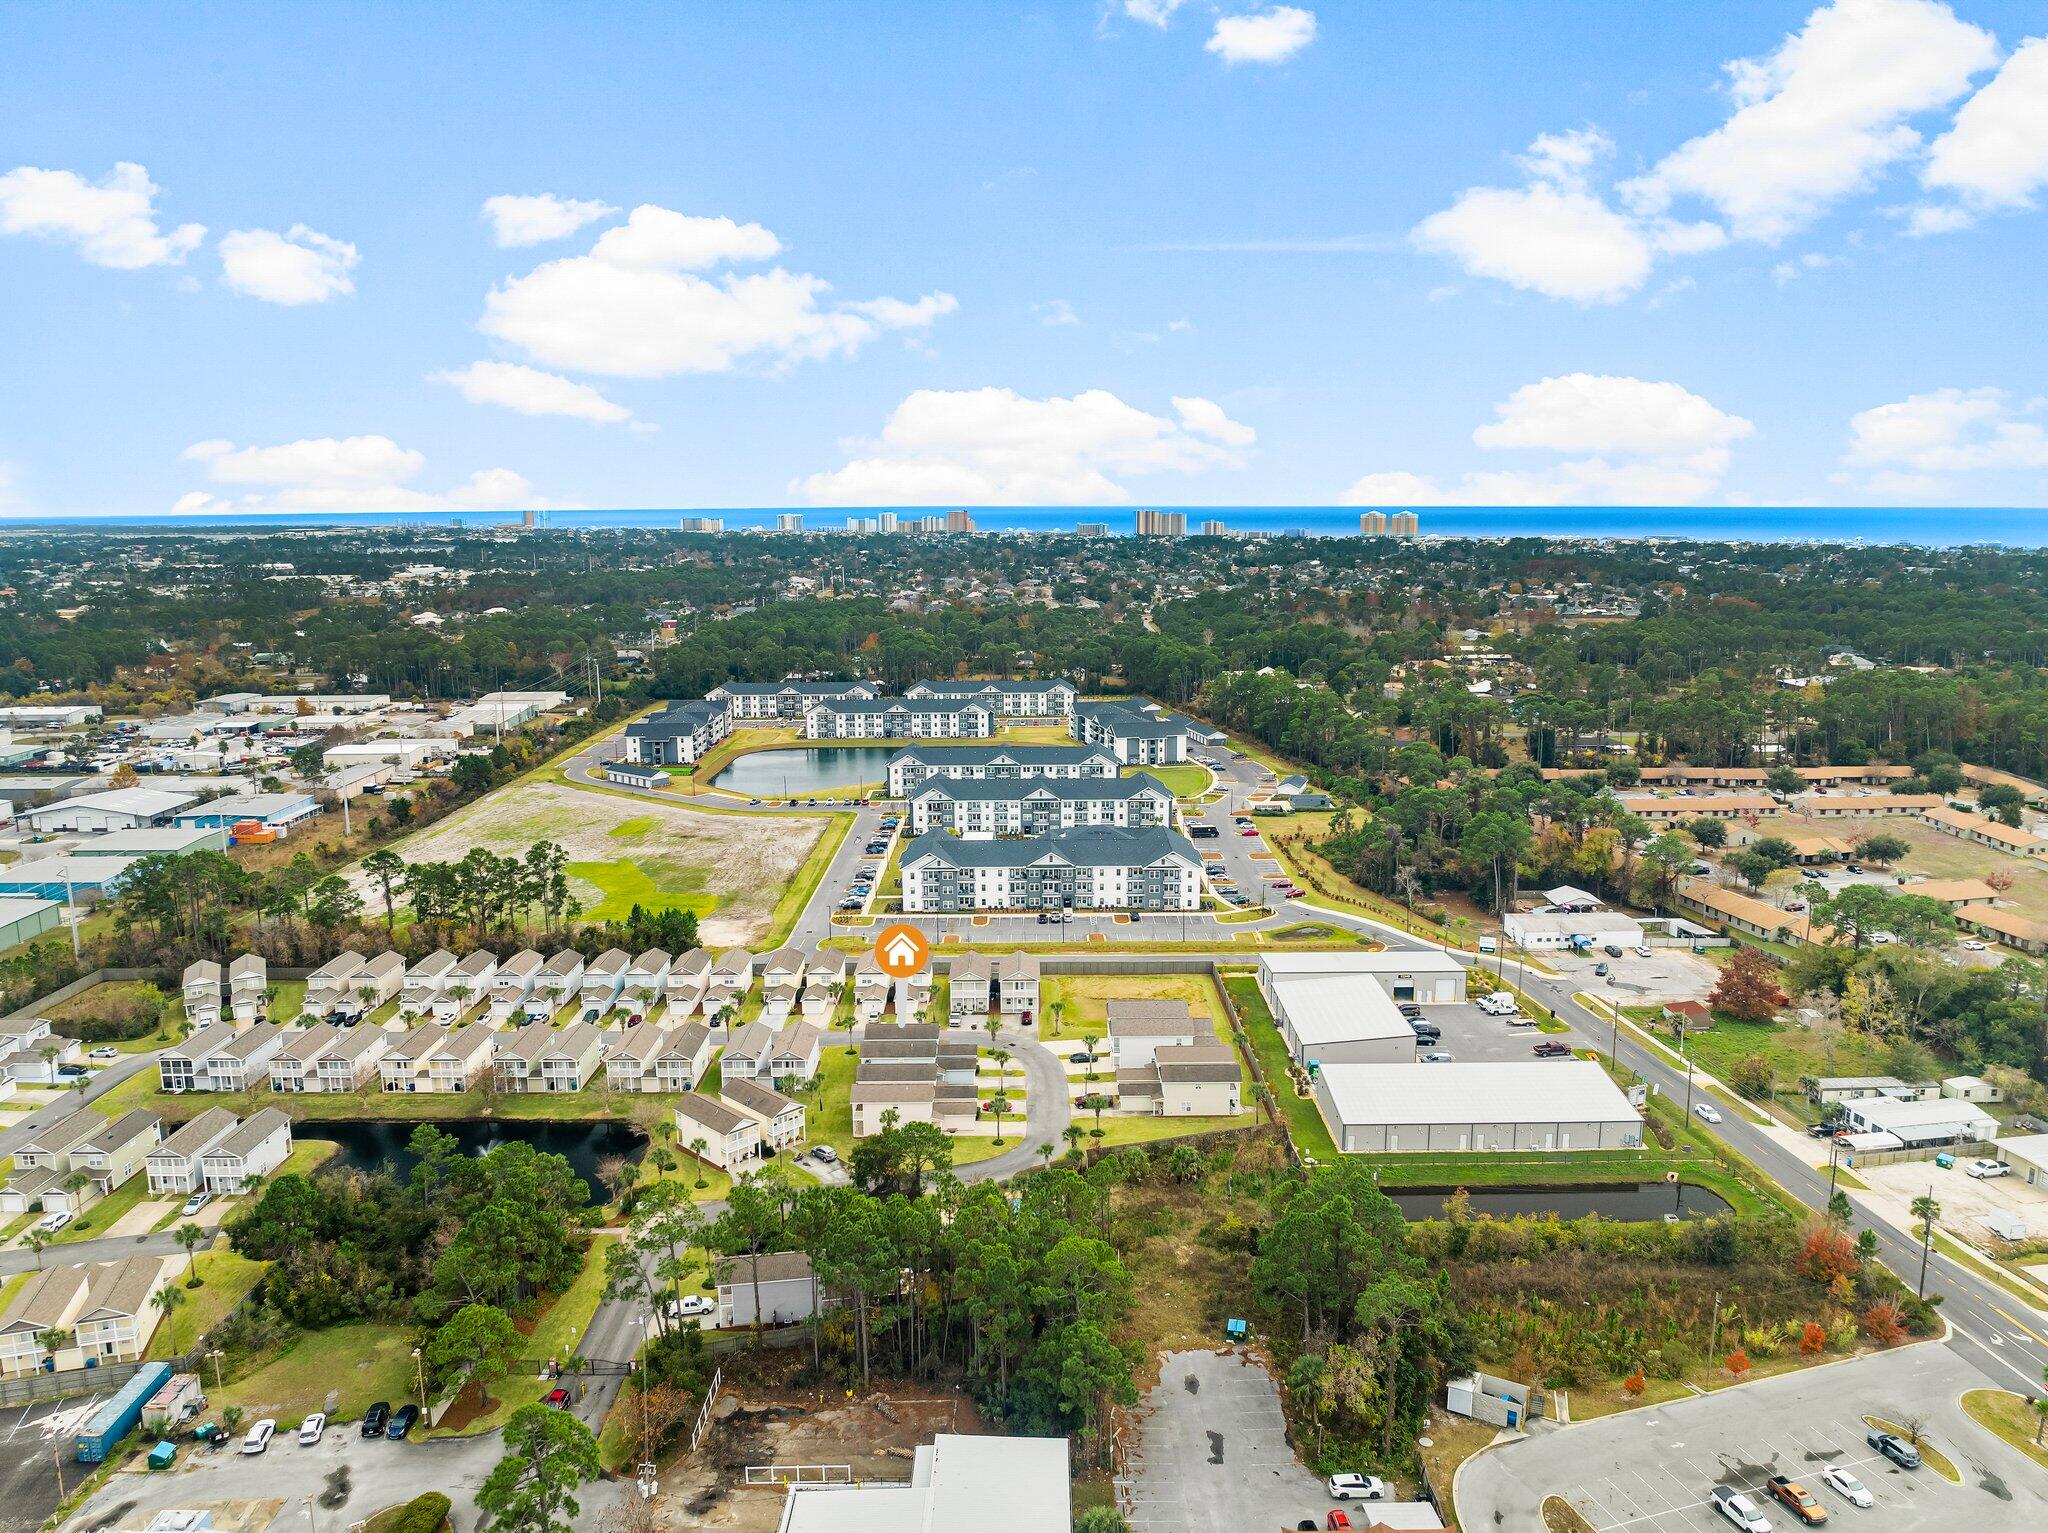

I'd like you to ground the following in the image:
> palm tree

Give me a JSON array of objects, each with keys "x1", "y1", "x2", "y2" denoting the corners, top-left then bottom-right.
[
  {"x1": 151, "y1": 1283, "x2": 189, "y2": 1352},
  {"x1": 1037, "y1": 1141, "x2": 1055, "y2": 1170},
  {"x1": 989, "y1": 1090, "x2": 1010, "y2": 1147},
  {"x1": 1049, "y1": 998, "x2": 1066, "y2": 1036},
  {"x1": 1082, "y1": 1033, "x2": 1100, "y2": 1083},
  {"x1": 35, "y1": 1327, "x2": 69, "y2": 1368},
  {"x1": 689, "y1": 1136, "x2": 710, "y2": 1189},
  {"x1": 1063, "y1": 1123, "x2": 1085, "y2": 1159},
  {"x1": 175, "y1": 1222, "x2": 209, "y2": 1286},
  {"x1": 24, "y1": 1230, "x2": 48, "y2": 1270},
  {"x1": 1086, "y1": 1093, "x2": 1109, "y2": 1139},
  {"x1": 1911, "y1": 1190, "x2": 1942, "y2": 1297},
  {"x1": 649, "y1": 1147, "x2": 677, "y2": 1177}
]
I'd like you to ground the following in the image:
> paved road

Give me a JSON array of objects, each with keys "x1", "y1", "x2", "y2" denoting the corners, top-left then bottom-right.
[
  {"x1": 0, "y1": 1228, "x2": 186, "y2": 1278},
  {"x1": 1125, "y1": 1348, "x2": 1327, "y2": 1533},
  {"x1": 1459, "y1": 1341, "x2": 2048, "y2": 1531},
  {"x1": 0, "y1": 1053, "x2": 157, "y2": 1158}
]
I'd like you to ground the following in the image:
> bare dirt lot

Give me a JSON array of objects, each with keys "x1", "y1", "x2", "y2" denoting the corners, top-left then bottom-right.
[
  {"x1": 668, "y1": 1385, "x2": 987, "y2": 1532},
  {"x1": 386, "y1": 779, "x2": 827, "y2": 946}
]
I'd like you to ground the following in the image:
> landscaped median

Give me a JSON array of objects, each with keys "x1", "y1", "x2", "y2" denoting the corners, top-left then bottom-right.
[{"x1": 1960, "y1": 1388, "x2": 2048, "y2": 1472}]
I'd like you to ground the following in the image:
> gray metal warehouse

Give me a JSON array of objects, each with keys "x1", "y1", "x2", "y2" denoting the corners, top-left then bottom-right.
[{"x1": 1313, "y1": 1060, "x2": 1644, "y2": 1153}]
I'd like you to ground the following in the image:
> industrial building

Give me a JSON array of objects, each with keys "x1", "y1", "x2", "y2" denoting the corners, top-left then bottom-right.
[{"x1": 1314, "y1": 1060, "x2": 1643, "y2": 1153}]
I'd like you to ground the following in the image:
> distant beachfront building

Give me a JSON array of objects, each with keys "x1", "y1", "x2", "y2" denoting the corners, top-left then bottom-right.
[
  {"x1": 1359, "y1": 510, "x2": 1388, "y2": 535},
  {"x1": 1134, "y1": 508, "x2": 1186, "y2": 537},
  {"x1": 1200, "y1": 519, "x2": 1228, "y2": 537},
  {"x1": 1390, "y1": 511, "x2": 1419, "y2": 536}
]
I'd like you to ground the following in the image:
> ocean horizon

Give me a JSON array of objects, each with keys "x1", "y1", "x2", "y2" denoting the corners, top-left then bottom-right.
[{"x1": 2, "y1": 504, "x2": 2043, "y2": 547}]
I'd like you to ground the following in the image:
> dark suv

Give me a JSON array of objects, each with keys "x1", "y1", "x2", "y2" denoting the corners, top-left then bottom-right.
[{"x1": 361, "y1": 1401, "x2": 391, "y2": 1437}]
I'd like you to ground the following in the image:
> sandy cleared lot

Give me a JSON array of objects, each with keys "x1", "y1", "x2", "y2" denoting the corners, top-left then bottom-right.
[{"x1": 385, "y1": 779, "x2": 827, "y2": 946}]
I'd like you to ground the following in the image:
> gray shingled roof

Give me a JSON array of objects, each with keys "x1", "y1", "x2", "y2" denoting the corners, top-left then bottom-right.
[
  {"x1": 900, "y1": 825, "x2": 1198, "y2": 870},
  {"x1": 909, "y1": 774, "x2": 1171, "y2": 804},
  {"x1": 888, "y1": 744, "x2": 1116, "y2": 769}
]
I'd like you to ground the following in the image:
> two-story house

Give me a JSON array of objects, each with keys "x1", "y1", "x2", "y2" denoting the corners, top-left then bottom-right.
[
  {"x1": 181, "y1": 959, "x2": 222, "y2": 1027},
  {"x1": 624, "y1": 949, "x2": 672, "y2": 1017},
  {"x1": 581, "y1": 948, "x2": 631, "y2": 1017},
  {"x1": 438, "y1": 949, "x2": 498, "y2": 1023},
  {"x1": 198, "y1": 1107, "x2": 293, "y2": 1193},
  {"x1": 268, "y1": 1023, "x2": 338, "y2": 1093},
  {"x1": 306, "y1": 950, "x2": 368, "y2": 1017},
  {"x1": 204, "y1": 1024, "x2": 287, "y2": 1092},
  {"x1": 533, "y1": 949, "x2": 586, "y2": 1019},
  {"x1": 674, "y1": 1092, "x2": 762, "y2": 1170},
  {"x1": 400, "y1": 949, "x2": 459, "y2": 1017},
  {"x1": 0, "y1": 1255, "x2": 170, "y2": 1376},
  {"x1": 490, "y1": 949, "x2": 544, "y2": 1020},
  {"x1": 159, "y1": 1022, "x2": 235, "y2": 1092},
  {"x1": 145, "y1": 1107, "x2": 240, "y2": 1194},
  {"x1": 227, "y1": 952, "x2": 268, "y2": 1024},
  {"x1": 312, "y1": 1027, "x2": 390, "y2": 1092},
  {"x1": 720, "y1": 1076, "x2": 806, "y2": 1150}
]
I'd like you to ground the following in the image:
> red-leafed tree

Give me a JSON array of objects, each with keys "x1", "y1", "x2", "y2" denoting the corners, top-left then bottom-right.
[{"x1": 1709, "y1": 948, "x2": 1782, "y2": 1023}]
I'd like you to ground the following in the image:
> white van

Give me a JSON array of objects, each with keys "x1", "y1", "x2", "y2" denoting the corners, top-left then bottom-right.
[{"x1": 1476, "y1": 992, "x2": 1519, "y2": 1017}]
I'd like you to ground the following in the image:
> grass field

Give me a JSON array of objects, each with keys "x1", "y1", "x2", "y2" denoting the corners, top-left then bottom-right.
[
  {"x1": 1758, "y1": 815, "x2": 2048, "y2": 921},
  {"x1": 151, "y1": 1248, "x2": 266, "y2": 1357},
  {"x1": 1039, "y1": 973, "x2": 1221, "y2": 1041},
  {"x1": 1128, "y1": 762, "x2": 1211, "y2": 798},
  {"x1": 382, "y1": 776, "x2": 827, "y2": 946},
  {"x1": 1223, "y1": 973, "x2": 1338, "y2": 1159},
  {"x1": 220, "y1": 1321, "x2": 417, "y2": 1426},
  {"x1": 1623, "y1": 1004, "x2": 1892, "y2": 1115}
]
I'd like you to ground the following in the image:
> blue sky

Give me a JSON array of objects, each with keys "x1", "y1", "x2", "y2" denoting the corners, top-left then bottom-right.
[{"x1": 3, "y1": 0, "x2": 2046, "y2": 518}]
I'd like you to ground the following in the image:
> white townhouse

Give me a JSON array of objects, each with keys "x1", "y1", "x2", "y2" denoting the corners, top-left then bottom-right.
[
  {"x1": 267, "y1": 1023, "x2": 337, "y2": 1093},
  {"x1": 341, "y1": 951, "x2": 407, "y2": 1020},
  {"x1": 707, "y1": 677, "x2": 880, "y2": 721},
  {"x1": 69, "y1": 1110, "x2": 163, "y2": 1199},
  {"x1": 723, "y1": 1020, "x2": 823, "y2": 1084},
  {"x1": 400, "y1": 950, "x2": 459, "y2": 1016},
  {"x1": 721, "y1": 1076, "x2": 806, "y2": 1149},
  {"x1": 995, "y1": 950, "x2": 1041, "y2": 1018},
  {"x1": 581, "y1": 948, "x2": 631, "y2": 1016},
  {"x1": 0, "y1": 1255, "x2": 171, "y2": 1377},
  {"x1": 603, "y1": 1025, "x2": 667, "y2": 1093},
  {"x1": 424, "y1": 1026, "x2": 497, "y2": 1092},
  {"x1": 757, "y1": 946, "x2": 807, "y2": 992},
  {"x1": 145, "y1": 1107, "x2": 240, "y2": 1193},
  {"x1": 496, "y1": 1021, "x2": 607, "y2": 1093},
  {"x1": 312, "y1": 1027, "x2": 390, "y2": 1092},
  {"x1": 160, "y1": 1022, "x2": 235, "y2": 1092},
  {"x1": 707, "y1": 949, "x2": 754, "y2": 1020},
  {"x1": 905, "y1": 774, "x2": 1176, "y2": 836},
  {"x1": 900, "y1": 826, "x2": 1203, "y2": 913},
  {"x1": 949, "y1": 952, "x2": 993, "y2": 1018},
  {"x1": 886, "y1": 743, "x2": 1122, "y2": 798},
  {"x1": 182, "y1": 960, "x2": 222, "y2": 1027},
  {"x1": 306, "y1": 951, "x2": 369, "y2": 1017},
  {"x1": 623, "y1": 698, "x2": 732, "y2": 766},
  {"x1": 490, "y1": 949, "x2": 544, "y2": 1019},
  {"x1": 675, "y1": 1091, "x2": 763, "y2": 1170},
  {"x1": 534, "y1": 949, "x2": 585, "y2": 1019},
  {"x1": 379, "y1": 1023, "x2": 448, "y2": 1091},
  {"x1": 227, "y1": 952, "x2": 268, "y2": 1023},
  {"x1": 204, "y1": 1023, "x2": 287, "y2": 1092},
  {"x1": 803, "y1": 698, "x2": 994, "y2": 741},
  {"x1": 439, "y1": 949, "x2": 498, "y2": 1022},
  {"x1": 666, "y1": 948, "x2": 713, "y2": 1017},
  {"x1": 625, "y1": 949, "x2": 673, "y2": 1011},
  {"x1": 611, "y1": 1021, "x2": 717, "y2": 1093},
  {"x1": 903, "y1": 678, "x2": 1077, "y2": 718},
  {"x1": 1107, "y1": 1000, "x2": 1204, "y2": 1070},
  {"x1": 198, "y1": 1107, "x2": 292, "y2": 1193}
]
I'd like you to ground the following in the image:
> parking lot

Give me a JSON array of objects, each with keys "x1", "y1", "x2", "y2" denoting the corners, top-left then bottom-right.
[
  {"x1": 1405, "y1": 1000, "x2": 1592, "y2": 1064},
  {"x1": 1540, "y1": 946, "x2": 1722, "y2": 1006},
  {"x1": 1122, "y1": 1348, "x2": 1338, "y2": 1533},
  {"x1": 1458, "y1": 1342, "x2": 2048, "y2": 1532},
  {"x1": 0, "y1": 1394, "x2": 104, "y2": 1533}
]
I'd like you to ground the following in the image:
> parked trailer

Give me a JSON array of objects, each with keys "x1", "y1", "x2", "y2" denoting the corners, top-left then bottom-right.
[{"x1": 75, "y1": 1362, "x2": 172, "y2": 1463}]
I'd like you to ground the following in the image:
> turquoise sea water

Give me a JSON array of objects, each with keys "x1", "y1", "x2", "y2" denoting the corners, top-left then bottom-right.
[{"x1": 8, "y1": 505, "x2": 2046, "y2": 546}]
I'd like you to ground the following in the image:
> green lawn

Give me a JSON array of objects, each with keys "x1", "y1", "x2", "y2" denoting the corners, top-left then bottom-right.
[
  {"x1": 53, "y1": 1171, "x2": 156, "y2": 1244},
  {"x1": 1631, "y1": 1007, "x2": 1891, "y2": 1113},
  {"x1": 1129, "y1": 763, "x2": 1211, "y2": 798},
  {"x1": 1962, "y1": 1390, "x2": 2048, "y2": 1473},
  {"x1": 219, "y1": 1321, "x2": 418, "y2": 1426},
  {"x1": 1081, "y1": 1110, "x2": 1262, "y2": 1147},
  {"x1": 151, "y1": 1248, "x2": 266, "y2": 1357},
  {"x1": 1039, "y1": 973, "x2": 1222, "y2": 1042},
  {"x1": 89, "y1": 1070, "x2": 647, "y2": 1127},
  {"x1": 564, "y1": 857, "x2": 718, "y2": 923},
  {"x1": 1223, "y1": 973, "x2": 1338, "y2": 1160},
  {"x1": 804, "y1": 1044, "x2": 859, "y2": 1159}
]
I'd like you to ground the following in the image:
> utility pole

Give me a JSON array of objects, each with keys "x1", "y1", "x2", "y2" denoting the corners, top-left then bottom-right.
[{"x1": 1707, "y1": 1291, "x2": 1722, "y2": 1366}]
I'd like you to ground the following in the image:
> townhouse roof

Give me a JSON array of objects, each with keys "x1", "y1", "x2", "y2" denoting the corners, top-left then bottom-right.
[
  {"x1": 182, "y1": 959, "x2": 221, "y2": 986},
  {"x1": 1154, "y1": 1043, "x2": 1241, "y2": 1083},
  {"x1": 711, "y1": 948, "x2": 755, "y2": 976},
  {"x1": 864, "y1": 1022, "x2": 941, "y2": 1043},
  {"x1": 722, "y1": 1077, "x2": 799, "y2": 1119},
  {"x1": 3, "y1": 1254, "x2": 165, "y2": 1331},
  {"x1": 909, "y1": 775, "x2": 1172, "y2": 803},
  {"x1": 715, "y1": 1250, "x2": 814, "y2": 1285},
  {"x1": 585, "y1": 947, "x2": 632, "y2": 977},
  {"x1": 384, "y1": 1022, "x2": 450, "y2": 1063},
  {"x1": 407, "y1": 950, "x2": 458, "y2": 980},
  {"x1": 311, "y1": 951, "x2": 368, "y2": 982},
  {"x1": 19, "y1": 1109, "x2": 105, "y2": 1158},
  {"x1": 151, "y1": 1107, "x2": 240, "y2": 1159},
  {"x1": 887, "y1": 744, "x2": 1118, "y2": 769},
  {"x1": 276, "y1": 1023, "x2": 340, "y2": 1064},
  {"x1": 670, "y1": 948, "x2": 713, "y2": 978},
  {"x1": 497, "y1": 949, "x2": 544, "y2": 979},
  {"x1": 82, "y1": 1109, "x2": 161, "y2": 1156},
  {"x1": 807, "y1": 697, "x2": 992, "y2": 716},
  {"x1": 539, "y1": 948, "x2": 586, "y2": 978},
  {"x1": 1922, "y1": 803, "x2": 2040, "y2": 849},
  {"x1": 1107, "y1": 1000, "x2": 1198, "y2": 1036},
  {"x1": 453, "y1": 950, "x2": 498, "y2": 981},
  {"x1": 227, "y1": 953, "x2": 266, "y2": 983},
  {"x1": 629, "y1": 948, "x2": 673, "y2": 973},
  {"x1": 218, "y1": 1025, "x2": 284, "y2": 1062},
  {"x1": 164, "y1": 1022, "x2": 236, "y2": 1062},
  {"x1": 676, "y1": 1091, "x2": 754, "y2": 1136},
  {"x1": 204, "y1": 1108, "x2": 291, "y2": 1162}
]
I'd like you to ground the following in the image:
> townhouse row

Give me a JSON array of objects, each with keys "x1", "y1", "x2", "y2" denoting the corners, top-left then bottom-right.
[{"x1": 0, "y1": 1102, "x2": 293, "y2": 1217}]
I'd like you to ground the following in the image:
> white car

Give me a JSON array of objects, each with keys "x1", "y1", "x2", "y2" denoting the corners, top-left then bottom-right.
[
  {"x1": 87, "y1": 1046, "x2": 121, "y2": 1060},
  {"x1": 241, "y1": 1419, "x2": 277, "y2": 1454},
  {"x1": 1960, "y1": 938, "x2": 1987, "y2": 951},
  {"x1": 34, "y1": 1210, "x2": 73, "y2": 1234},
  {"x1": 297, "y1": 1412, "x2": 326, "y2": 1445},
  {"x1": 1326, "y1": 1474, "x2": 1388, "y2": 1501},
  {"x1": 1634, "y1": 944, "x2": 1652, "y2": 958},
  {"x1": 1965, "y1": 1158, "x2": 2009, "y2": 1179},
  {"x1": 1820, "y1": 1464, "x2": 1873, "y2": 1508},
  {"x1": 1693, "y1": 1102, "x2": 1723, "y2": 1124},
  {"x1": 1711, "y1": 1487, "x2": 1771, "y2": 1531},
  {"x1": 181, "y1": 1191, "x2": 212, "y2": 1217},
  {"x1": 1870, "y1": 931, "x2": 1895, "y2": 946}
]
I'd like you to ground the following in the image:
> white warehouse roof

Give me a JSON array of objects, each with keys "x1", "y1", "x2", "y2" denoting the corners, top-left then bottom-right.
[
  {"x1": 1269, "y1": 973, "x2": 1413, "y2": 1048},
  {"x1": 1317, "y1": 1060, "x2": 1640, "y2": 1129},
  {"x1": 1260, "y1": 950, "x2": 1463, "y2": 979},
  {"x1": 780, "y1": 1433, "x2": 1068, "y2": 1533}
]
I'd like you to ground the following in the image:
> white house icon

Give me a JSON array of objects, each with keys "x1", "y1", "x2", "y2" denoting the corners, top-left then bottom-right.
[{"x1": 882, "y1": 932, "x2": 922, "y2": 969}]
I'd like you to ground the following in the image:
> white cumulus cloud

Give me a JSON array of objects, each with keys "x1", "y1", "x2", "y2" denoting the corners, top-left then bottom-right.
[
  {"x1": 794, "y1": 387, "x2": 1255, "y2": 505},
  {"x1": 1123, "y1": 0, "x2": 1191, "y2": 27},
  {"x1": 479, "y1": 204, "x2": 954, "y2": 379},
  {"x1": 0, "y1": 161, "x2": 204, "y2": 269},
  {"x1": 1207, "y1": 7, "x2": 1317, "y2": 66},
  {"x1": 1843, "y1": 387, "x2": 2048, "y2": 495},
  {"x1": 1620, "y1": 0, "x2": 1998, "y2": 242},
  {"x1": 1342, "y1": 374, "x2": 1751, "y2": 505},
  {"x1": 1413, "y1": 180, "x2": 1656, "y2": 304},
  {"x1": 481, "y1": 193, "x2": 618, "y2": 247},
  {"x1": 1917, "y1": 35, "x2": 2048, "y2": 229},
  {"x1": 218, "y1": 225, "x2": 359, "y2": 304},
  {"x1": 430, "y1": 361, "x2": 631, "y2": 424},
  {"x1": 176, "y1": 435, "x2": 542, "y2": 514}
]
